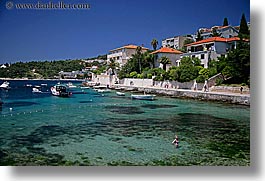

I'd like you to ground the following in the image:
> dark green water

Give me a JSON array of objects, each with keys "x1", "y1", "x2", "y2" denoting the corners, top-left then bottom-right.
[{"x1": 0, "y1": 80, "x2": 250, "y2": 166}]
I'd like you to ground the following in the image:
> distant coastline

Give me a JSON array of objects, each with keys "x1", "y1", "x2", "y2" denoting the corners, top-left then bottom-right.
[{"x1": 0, "y1": 78, "x2": 84, "y2": 81}]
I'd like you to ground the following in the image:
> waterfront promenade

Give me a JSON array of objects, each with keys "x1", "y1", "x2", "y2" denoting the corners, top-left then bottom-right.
[{"x1": 111, "y1": 84, "x2": 250, "y2": 106}]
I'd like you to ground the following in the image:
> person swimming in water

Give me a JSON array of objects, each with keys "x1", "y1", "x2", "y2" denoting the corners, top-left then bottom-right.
[{"x1": 172, "y1": 135, "x2": 179, "y2": 148}]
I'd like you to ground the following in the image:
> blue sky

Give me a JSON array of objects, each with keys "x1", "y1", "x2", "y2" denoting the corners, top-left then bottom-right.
[{"x1": 0, "y1": 0, "x2": 250, "y2": 64}]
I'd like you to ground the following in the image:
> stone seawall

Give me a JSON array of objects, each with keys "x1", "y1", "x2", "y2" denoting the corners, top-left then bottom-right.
[{"x1": 112, "y1": 85, "x2": 250, "y2": 106}]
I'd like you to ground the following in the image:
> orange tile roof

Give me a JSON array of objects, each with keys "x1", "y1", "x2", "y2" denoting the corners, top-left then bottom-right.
[
  {"x1": 185, "y1": 37, "x2": 242, "y2": 47},
  {"x1": 110, "y1": 44, "x2": 149, "y2": 52},
  {"x1": 151, "y1": 47, "x2": 183, "y2": 54}
]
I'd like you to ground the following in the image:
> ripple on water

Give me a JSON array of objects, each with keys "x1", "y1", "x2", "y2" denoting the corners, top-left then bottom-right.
[
  {"x1": 141, "y1": 104, "x2": 178, "y2": 109},
  {"x1": 3, "y1": 101, "x2": 39, "y2": 107},
  {"x1": 105, "y1": 105, "x2": 145, "y2": 114}
]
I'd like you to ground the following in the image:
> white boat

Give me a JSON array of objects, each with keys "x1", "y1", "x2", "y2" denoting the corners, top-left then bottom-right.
[
  {"x1": 66, "y1": 82, "x2": 77, "y2": 88},
  {"x1": 116, "y1": 91, "x2": 125, "y2": 96},
  {"x1": 96, "y1": 89, "x2": 111, "y2": 93},
  {"x1": 131, "y1": 94, "x2": 156, "y2": 100},
  {"x1": 0, "y1": 81, "x2": 10, "y2": 89},
  {"x1": 82, "y1": 81, "x2": 98, "y2": 87},
  {"x1": 25, "y1": 84, "x2": 32, "y2": 87},
  {"x1": 80, "y1": 86, "x2": 90, "y2": 89},
  {"x1": 93, "y1": 85, "x2": 107, "y2": 89},
  {"x1": 50, "y1": 85, "x2": 72, "y2": 97},
  {"x1": 32, "y1": 87, "x2": 42, "y2": 93},
  {"x1": 93, "y1": 85, "x2": 111, "y2": 93}
]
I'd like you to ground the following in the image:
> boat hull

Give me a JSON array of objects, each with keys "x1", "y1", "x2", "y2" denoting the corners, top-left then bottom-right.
[
  {"x1": 51, "y1": 86, "x2": 72, "y2": 97},
  {"x1": 131, "y1": 94, "x2": 156, "y2": 100},
  {"x1": 116, "y1": 91, "x2": 125, "y2": 96}
]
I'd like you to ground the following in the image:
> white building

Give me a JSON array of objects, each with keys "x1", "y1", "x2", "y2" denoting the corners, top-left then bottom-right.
[
  {"x1": 107, "y1": 44, "x2": 149, "y2": 67},
  {"x1": 199, "y1": 25, "x2": 239, "y2": 40},
  {"x1": 151, "y1": 47, "x2": 183, "y2": 71},
  {"x1": 162, "y1": 36, "x2": 194, "y2": 50},
  {"x1": 182, "y1": 37, "x2": 244, "y2": 68},
  {"x1": 0, "y1": 64, "x2": 7, "y2": 68}
]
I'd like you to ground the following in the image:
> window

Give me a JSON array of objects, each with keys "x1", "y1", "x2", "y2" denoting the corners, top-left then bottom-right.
[{"x1": 201, "y1": 54, "x2": 205, "y2": 59}]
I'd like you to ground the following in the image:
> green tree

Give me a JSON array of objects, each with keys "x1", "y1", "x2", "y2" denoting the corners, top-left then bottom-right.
[
  {"x1": 159, "y1": 56, "x2": 171, "y2": 71},
  {"x1": 217, "y1": 40, "x2": 250, "y2": 85},
  {"x1": 176, "y1": 57, "x2": 201, "y2": 82},
  {"x1": 196, "y1": 30, "x2": 203, "y2": 41},
  {"x1": 239, "y1": 13, "x2": 250, "y2": 37},
  {"x1": 136, "y1": 46, "x2": 143, "y2": 73},
  {"x1": 107, "y1": 58, "x2": 119, "y2": 75},
  {"x1": 151, "y1": 39, "x2": 158, "y2": 50},
  {"x1": 212, "y1": 28, "x2": 221, "y2": 37},
  {"x1": 181, "y1": 38, "x2": 194, "y2": 52},
  {"x1": 223, "y1": 17, "x2": 229, "y2": 26},
  {"x1": 143, "y1": 52, "x2": 155, "y2": 68}
]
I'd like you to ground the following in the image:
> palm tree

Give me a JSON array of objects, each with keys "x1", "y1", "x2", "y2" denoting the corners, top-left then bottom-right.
[
  {"x1": 151, "y1": 39, "x2": 158, "y2": 50},
  {"x1": 136, "y1": 46, "x2": 143, "y2": 73},
  {"x1": 159, "y1": 56, "x2": 171, "y2": 70},
  {"x1": 107, "y1": 58, "x2": 119, "y2": 75},
  {"x1": 196, "y1": 30, "x2": 203, "y2": 41},
  {"x1": 143, "y1": 52, "x2": 154, "y2": 69}
]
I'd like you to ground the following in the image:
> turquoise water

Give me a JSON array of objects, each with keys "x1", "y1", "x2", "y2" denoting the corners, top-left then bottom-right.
[{"x1": 0, "y1": 80, "x2": 250, "y2": 166}]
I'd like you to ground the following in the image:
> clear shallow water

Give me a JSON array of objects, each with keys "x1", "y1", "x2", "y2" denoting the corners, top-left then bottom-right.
[{"x1": 0, "y1": 80, "x2": 250, "y2": 166}]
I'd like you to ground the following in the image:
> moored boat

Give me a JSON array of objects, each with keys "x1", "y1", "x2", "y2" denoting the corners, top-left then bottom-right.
[
  {"x1": 96, "y1": 89, "x2": 111, "y2": 93},
  {"x1": 32, "y1": 87, "x2": 42, "y2": 93},
  {"x1": 93, "y1": 85, "x2": 111, "y2": 93},
  {"x1": 50, "y1": 85, "x2": 72, "y2": 97},
  {"x1": 0, "y1": 81, "x2": 10, "y2": 89},
  {"x1": 131, "y1": 94, "x2": 156, "y2": 100},
  {"x1": 116, "y1": 91, "x2": 125, "y2": 96},
  {"x1": 66, "y1": 82, "x2": 77, "y2": 88}
]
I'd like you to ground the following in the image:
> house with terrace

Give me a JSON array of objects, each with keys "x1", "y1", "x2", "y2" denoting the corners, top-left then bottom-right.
[
  {"x1": 181, "y1": 37, "x2": 243, "y2": 68},
  {"x1": 107, "y1": 44, "x2": 149, "y2": 68},
  {"x1": 151, "y1": 47, "x2": 183, "y2": 71},
  {"x1": 199, "y1": 25, "x2": 239, "y2": 40}
]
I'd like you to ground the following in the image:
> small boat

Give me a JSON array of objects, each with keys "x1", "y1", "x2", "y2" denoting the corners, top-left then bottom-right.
[
  {"x1": 41, "y1": 83, "x2": 47, "y2": 86},
  {"x1": 93, "y1": 85, "x2": 111, "y2": 93},
  {"x1": 96, "y1": 89, "x2": 111, "y2": 93},
  {"x1": 82, "y1": 81, "x2": 98, "y2": 87},
  {"x1": 50, "y1": 85, "x2": 72, "y2": 97},
  {"x1": 32, "y1": 87, "x2": 42, "y2": 93},
  {"x1": 66, "y1": 82, "x2": 77, "y2": 88},
  {"x1": 0, "y1": 81, "x2": 10, "y2": 89},
  {"x1": 93, "y1": 85, "x2": 107, "y2": 89},
  {"x1": 25, "y1": 84, "x2": 33, "y2": 87},
  {"x1": 116, "y1": 91, "x2": 125, "y2": 96},
  {"x1": 80, "y1": 86, "x2": 90, "y2": 89},
  {"x1": 131, "y1": 94, "x2": 156, "y2": 100}
]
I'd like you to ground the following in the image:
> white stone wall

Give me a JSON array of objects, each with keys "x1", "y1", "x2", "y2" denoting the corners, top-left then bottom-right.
[{"x1": 122, "y1": 78, "x2": 153, "y2": 87}]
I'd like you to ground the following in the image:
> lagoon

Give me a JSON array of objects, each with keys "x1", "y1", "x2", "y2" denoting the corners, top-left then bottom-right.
[{"x1": 0, "y1": 80, "x2": 250, "y2": 166}]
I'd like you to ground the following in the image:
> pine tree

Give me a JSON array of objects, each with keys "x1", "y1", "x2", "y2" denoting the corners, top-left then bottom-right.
[
  {"x1": 223, "y1": 17, "x2": 229, "y2": 26},
  {"x1": 239, "y1": 13, "x2": 249, "y2": 36}
]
